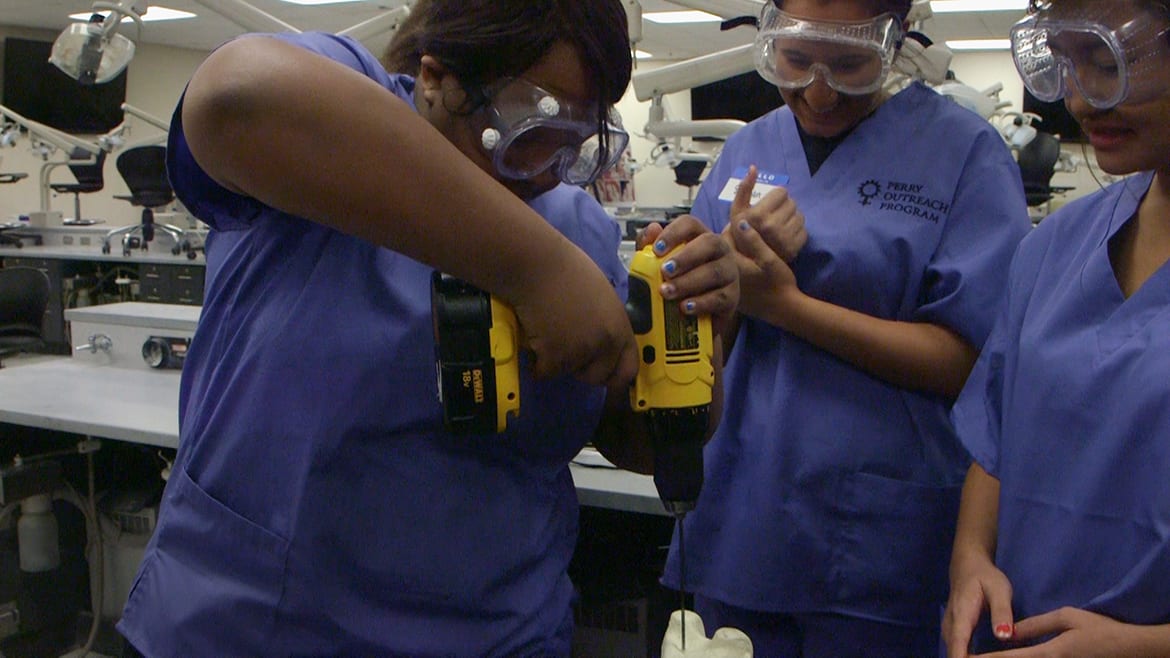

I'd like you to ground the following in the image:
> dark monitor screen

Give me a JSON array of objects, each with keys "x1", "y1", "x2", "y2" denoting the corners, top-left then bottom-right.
[
  {"x1": 2, "y1": 36, "x2": 127, "y2": 134},
  {"x1": 1022, "y1": 90, "x2": 1084, "y2": 143},
  {"x1": 690, "y1": 71, "x2": 783, "y2": 133}
]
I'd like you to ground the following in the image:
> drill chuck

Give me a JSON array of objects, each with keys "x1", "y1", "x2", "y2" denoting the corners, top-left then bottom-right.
[{"x1": 649, "y1": 406, "x2": 708, "y2": 517}]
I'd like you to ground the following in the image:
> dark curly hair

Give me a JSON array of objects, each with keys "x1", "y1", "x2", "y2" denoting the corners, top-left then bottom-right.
[{"x1": 381, "y1": 0, "x2": 632, "y2": 172}]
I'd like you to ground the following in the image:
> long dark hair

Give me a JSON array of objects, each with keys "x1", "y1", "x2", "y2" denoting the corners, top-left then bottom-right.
[{"x1": 382, "y1": 0, "x2": 632, "y2": 170}]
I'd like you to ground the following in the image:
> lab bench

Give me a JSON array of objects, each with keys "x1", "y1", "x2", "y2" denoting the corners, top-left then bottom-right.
[
  {"x1": 0, "y1": 353, "x2": 675, "y2": 656},
  {"x1": 0, "y1": 271, "x2": 676, "y2": 655},
  {"x1": 1, "y1": 240, "x2": 206, "y2": 353}
]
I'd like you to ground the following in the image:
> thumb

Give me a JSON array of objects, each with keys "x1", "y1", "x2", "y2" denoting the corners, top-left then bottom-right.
[
  {"x1": 728, "y1": 211, "x2": 777, "y2": 266},
  {"x1": 636, "y1": 222, "x2": 664, "y2": 251},
  {"x1": 730, "y1": 165, "x2": 759, "y2": 221},
  {"x1": 986, "y1": 581, "x2": 1017, "y2": 643}
]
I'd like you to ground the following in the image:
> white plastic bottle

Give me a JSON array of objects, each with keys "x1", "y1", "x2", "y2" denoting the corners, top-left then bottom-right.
[{"x1": 17, "y1": 494, "x2": 61, "y2": 573}]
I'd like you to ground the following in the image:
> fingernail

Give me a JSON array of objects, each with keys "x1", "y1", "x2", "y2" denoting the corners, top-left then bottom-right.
[
  {"x1": 739, "y1": 221, "x2": 750, "y2": 231},
  {"x1": 994, "y1": 623, "x2": 1014, "y2": 639},
  {"x1": 684, "y1": 301, "x2": 696, "y2": 313},
  {"x1": 654, "y1": 239, "x2": 667, "y2": 254},
  {"x1": 662, "y1": 260, "x2": 677, "y2": 275},
  {"x1": 660, "y1": 283, "x2": 676, "y2": 297}
]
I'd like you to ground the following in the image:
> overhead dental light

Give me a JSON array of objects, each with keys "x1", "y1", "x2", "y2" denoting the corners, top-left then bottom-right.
[
  {"x1": 632, "y1": 44, "x2": 756, "y2": 141},
  {"x1": 50, "y1": 0, "x2": 147, "y2": 85}
]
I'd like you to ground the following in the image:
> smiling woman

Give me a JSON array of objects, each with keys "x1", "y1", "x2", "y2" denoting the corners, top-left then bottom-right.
[
  {"x1": 659, "y1": 0, "x2": 1033, "y2": 653},
  {"x1": 945, "y1": 1, "x2": 1170, "y2": 654}
]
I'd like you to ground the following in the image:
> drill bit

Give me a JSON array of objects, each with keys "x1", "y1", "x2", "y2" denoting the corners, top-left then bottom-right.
[{"x1": 678, "y1": 514, "x2": 687, "y2": 652}]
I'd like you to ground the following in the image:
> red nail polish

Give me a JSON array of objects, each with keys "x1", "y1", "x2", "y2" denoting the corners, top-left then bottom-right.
[{"x1": 994, "y1": 623, "x2": 1014, "y2": 639}]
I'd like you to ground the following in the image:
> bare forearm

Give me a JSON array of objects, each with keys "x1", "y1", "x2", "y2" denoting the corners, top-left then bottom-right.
[
  {"x1": 755, "y1": 289, "x2": 977, "y2": 399},
  {"x1": 181, "y1": 36, "x2": 576, "y2": 302},
  {"x1": 951, "y1": 463, "x2": 1000, "y2": 575}
]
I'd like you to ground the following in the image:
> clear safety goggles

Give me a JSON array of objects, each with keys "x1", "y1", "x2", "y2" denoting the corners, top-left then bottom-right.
[
  {"x1": 473, "y1": 77, "x2": 629, "y2": 186},
  {"x1": 754, "y1": 5, "x2": 903, "y2": 96},
  {"x1": 1011, "y1": 6, "x2": 1170, "y2": 110}
]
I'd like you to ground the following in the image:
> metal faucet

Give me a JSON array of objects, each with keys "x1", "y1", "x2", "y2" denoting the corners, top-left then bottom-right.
[{"x1": 74, "y1": 334, "x2": 112, "y2": 354}]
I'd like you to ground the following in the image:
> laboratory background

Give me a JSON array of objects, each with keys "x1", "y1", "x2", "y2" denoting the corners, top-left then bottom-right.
[{"x1": 0, "y1": 1, "x2": 1131, "y2": 656}]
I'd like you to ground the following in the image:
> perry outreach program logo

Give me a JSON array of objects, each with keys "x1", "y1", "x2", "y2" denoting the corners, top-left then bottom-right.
[
  {"x1": 858, "y1": 180, "x2": 881, "y2": 206},
  {"x1": 857, "y1": 179, "x2": 951, "y2": 223}
]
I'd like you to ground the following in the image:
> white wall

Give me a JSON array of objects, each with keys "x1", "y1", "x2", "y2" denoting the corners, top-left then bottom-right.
[{"x1": 0, "y1": 26, "x2": 207, "y2": 226}]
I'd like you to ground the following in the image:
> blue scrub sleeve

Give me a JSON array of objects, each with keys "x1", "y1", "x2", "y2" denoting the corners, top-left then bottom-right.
[
  {"x1": 540, "y1": 186, "x2": 627, "y2": 302},
  {"x1": 689, "y1": 152, "x2": 736, "y2": 234},
  {"x1": 951, "y1": 303, "x2": 1008, "y2": 476},
  {"x1": 913, "y1": 129, "x2": 1030, "y2": 347},
  {"x1": 167, "y1": 32, "x2": 407, "y2": 232},
  {"x1": 952, "y1": 226, "x2": 1054, "y2": 476}
]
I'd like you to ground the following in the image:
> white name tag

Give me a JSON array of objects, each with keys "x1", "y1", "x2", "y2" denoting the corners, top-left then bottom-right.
[{"x1": 717, "y1": 167, "x2": 789, "y2": 205}]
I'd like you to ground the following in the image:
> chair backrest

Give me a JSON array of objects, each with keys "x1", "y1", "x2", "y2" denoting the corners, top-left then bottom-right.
[
  {"x1": 116, "y1": 145, "x2": 174, "y2": 209},
  {"x1": 62, "y1": 146, "x2": 107, "y2": 193},
  {"x1": 1017, "y1": 131, "x2": 1061, "y2": 206},
  {"x1": 0, "y1": 267, "x2": 50, "y2": 355},
  {"x1": 673, "y1": 160, "x2": 708, "y2": 188}
]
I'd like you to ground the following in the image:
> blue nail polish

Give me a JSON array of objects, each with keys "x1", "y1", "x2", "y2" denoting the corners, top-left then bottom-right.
[
  {"x1": 654, "y1": 239, "x2": 667, "y2": 253},
  {"x1": 685, "y1": 301, "x2": 696, "y2": 312},
  {"x1": 739, "y1": 221, "x2": 750, "y2": 231},
  {"x1": 663, "y1": 260, "x2": 676, "y2": 275}
]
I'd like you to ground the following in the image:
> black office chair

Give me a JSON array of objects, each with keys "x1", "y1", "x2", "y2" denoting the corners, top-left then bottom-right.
[
  {"x1": 672, "y1": 159, "x2": 709, "y2": 208},
  {"x1": 103, "y1": 145, "x2": 193, "y2": 258},
  {"x1": 0, "y1": 168, "x2": 29, "y2": 247},
  {"x1": 1017, "y1": 131, "x2": 1063, "y2": 207},
  {"x1": 49, "y1": 147, "x2": 106, "y2": 223},
  {"x1": 0, "y1": 266, "x2": 51, "y2": 368}
]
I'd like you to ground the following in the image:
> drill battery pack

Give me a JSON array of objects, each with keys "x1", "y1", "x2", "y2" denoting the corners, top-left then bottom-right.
[{"x1": 430, "y1": 272, "x2": 521, "y2": 434}]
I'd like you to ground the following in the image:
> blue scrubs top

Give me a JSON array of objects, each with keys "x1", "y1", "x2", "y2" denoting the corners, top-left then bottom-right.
[
  {"x1": 662, "y1": 83, "x2": 1031, "y2": 627},
  {"x1": 954, "y1": 171, "x2": 1170, "y2": 631},
  {"x1": 116, "y1": 32, "x2": 627, "y2": 657}
]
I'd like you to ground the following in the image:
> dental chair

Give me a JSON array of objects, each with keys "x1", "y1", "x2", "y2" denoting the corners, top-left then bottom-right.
[
  {"x1": 672, "y1": 159, "x2": 708, "y2": 210},
  {"x1": 0, "y1": 266, "x2": 50, "y2": 368},
  {"x1": 1016, "y1": 131, "x2": 1073, "y2": 209},
  {"x1": 102, "y1": 145, "x2": 193, "y2": 258},
  {"x1": 49, "y1": 147, "x2": 106, "y2": 224}
]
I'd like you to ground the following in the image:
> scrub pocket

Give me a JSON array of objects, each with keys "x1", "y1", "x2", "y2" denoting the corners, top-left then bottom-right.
[
  {"x1": 120, "y1": 467, "x2": 290, "y2": 654},
  {"x1": 829, "y1": 471, "x2": 961, "y2": 626}
]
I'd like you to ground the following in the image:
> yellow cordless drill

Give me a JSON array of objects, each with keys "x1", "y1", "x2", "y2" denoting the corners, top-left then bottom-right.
[
  {"x1": 432, "y1": 245, "x2": 714, "y2": 645},
  {"x1": 624, "y1": 244, "x2": 714, "y2": 518},
  {"x1": 430, "y1": 248, "x2": 713, "y2": 507}
]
